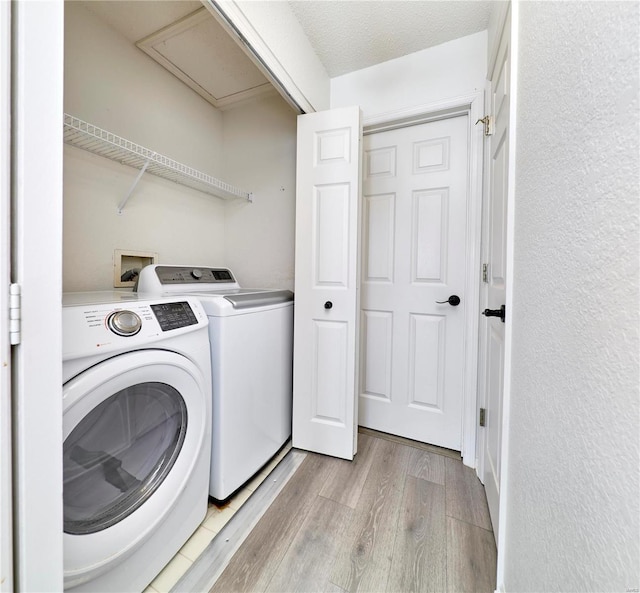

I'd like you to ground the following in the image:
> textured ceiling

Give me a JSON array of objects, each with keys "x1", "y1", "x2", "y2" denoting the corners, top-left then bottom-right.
[
  {"x1": 80, "y1": 1, "x2": 493, "y2": 106},
  {"x1": 288, "y1": 1, "x2": 493, "y2": 77}
]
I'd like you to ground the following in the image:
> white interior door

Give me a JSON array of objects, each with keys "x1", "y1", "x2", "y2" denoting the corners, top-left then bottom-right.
[
  {"x1": 292, "y1": 105, "x2": 362, "y2": 460},
  {"x1": 480, "y1": 10, "x2": 511, "y2": 538},
  {"x1": 358, "y1": 115, "x2": 469, "y2": 451}
]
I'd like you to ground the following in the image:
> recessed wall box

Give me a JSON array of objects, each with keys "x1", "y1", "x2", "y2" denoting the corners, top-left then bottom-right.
[{"x1": 114, "y1": 249, "x2": 158, "y2": 288}]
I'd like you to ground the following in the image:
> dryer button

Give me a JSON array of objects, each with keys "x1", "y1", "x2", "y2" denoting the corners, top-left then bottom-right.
[{"x1": 107, "y1": 310, "x2": 142, "y2": 336}]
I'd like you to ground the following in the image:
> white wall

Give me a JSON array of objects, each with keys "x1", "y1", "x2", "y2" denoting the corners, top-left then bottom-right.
[
  {"x1": 504, "y1": 2, "x2": 640, "y2": 591},
  {"x1": 330, "y1": 31, "x2": 487, "y2": 118},
  {"x1": 64, "y1": 2, "x2": 226, "y2": 291},
  {"x1": 222, "y1": 94, "x2": 297, "y2": 290},
  {"x1": 63, "y1": 3, "x2": 297, "y2": 292}
]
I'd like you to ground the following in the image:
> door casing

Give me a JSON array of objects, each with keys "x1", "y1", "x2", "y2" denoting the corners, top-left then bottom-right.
[
  {"x1": 1, "y1": 2, "x2": 12, "y2": 590},
  {"x1": 363, "y1": 92, "x2": 485, "y2": 466}
]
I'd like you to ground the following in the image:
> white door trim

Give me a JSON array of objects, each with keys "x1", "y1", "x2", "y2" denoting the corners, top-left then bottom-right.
[
  {"x1": 12, "y1": 1, "x2": 64, "y2": 590},
  {"x1": 496, "y1": 1, "x2": 519, "y2": 587},
  {"x1": 0, "y1": 2, "x2": 13, "y2": 590},
  {"x1": 363, "y1": 91, "x2": 485, "y2": 468}
]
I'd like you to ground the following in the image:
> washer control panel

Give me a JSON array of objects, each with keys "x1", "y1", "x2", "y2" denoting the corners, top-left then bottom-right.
[
  {"x1": 62, "y1": 295, "x2": 208, "y2": 360},
  {"x1": 150, "y1": 301, "x2": 198, "y2": 331},
  {"x1": 107, "y1": 310, "x2": 142, "y2": 336}
]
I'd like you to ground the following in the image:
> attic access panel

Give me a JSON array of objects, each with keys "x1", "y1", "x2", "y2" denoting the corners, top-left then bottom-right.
[{"x1": 136, "y1": 7, "x2": 274, "y2": 109}]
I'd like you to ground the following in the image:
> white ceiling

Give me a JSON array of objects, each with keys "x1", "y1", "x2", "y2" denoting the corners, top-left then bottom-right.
[
  {"x1": 288, "y1": 1, "x2": 493, "y2": 78},
  {"x1": 80, "y1": 1, "x2": 493, "y2": 107}
]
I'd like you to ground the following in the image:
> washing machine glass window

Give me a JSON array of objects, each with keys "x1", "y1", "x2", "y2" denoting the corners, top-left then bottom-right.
[{"x1": 63, "y1": 382, "x2": 188, "y2": 535}]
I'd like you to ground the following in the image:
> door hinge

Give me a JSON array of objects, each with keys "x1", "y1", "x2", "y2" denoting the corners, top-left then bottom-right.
[
  {"x1": 482, "y1": 263, "x2": 489, "y2": 283},
  {"x1": 479, "y1": 408, "x2": 486, "y2": 427},
  {"x1": 9, "y1": 284, "x2": 21, "y2": 345},
  {"x1": 475, "y1": 115, "x2": 494, "y2": 136}
]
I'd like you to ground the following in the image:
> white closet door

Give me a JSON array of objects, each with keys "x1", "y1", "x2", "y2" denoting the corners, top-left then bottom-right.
[
  {"x1": 481, "y1": 6, "x2": 511, "y2": 539},
  {"x1": 292, "y1": 105, "x2": 362, "y2": 460}
]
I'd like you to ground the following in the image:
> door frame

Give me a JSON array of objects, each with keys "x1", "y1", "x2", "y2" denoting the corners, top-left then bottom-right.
[
  {"x1": 1, "y1": 1, "x2": 13, "y2": 590},
  {"x1": 12, "y1": 1, "x2": 65, "y2": 590},
  {"x1": 362, "y1": 91, "x2": 485, "y2": 467}
]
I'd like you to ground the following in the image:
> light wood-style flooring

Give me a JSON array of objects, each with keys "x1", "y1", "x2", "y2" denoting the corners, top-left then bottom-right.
[{"x1": 209, "y1": 431, "x2": 497, "y2": 593}]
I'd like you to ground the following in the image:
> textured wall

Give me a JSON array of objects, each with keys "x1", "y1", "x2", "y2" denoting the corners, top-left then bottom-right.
[{"x1": 505, "y1": 2, "x2": 639, "y2": 591}]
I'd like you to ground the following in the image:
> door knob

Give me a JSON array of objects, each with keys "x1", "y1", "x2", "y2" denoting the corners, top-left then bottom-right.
[
  {"x1": 324, "y1": 301, "x2": 333, "y2": 310},
  {"x1": 436, "y1": 295, "x2": 461, "y2": 306},
  {"x1": 482, "y1": 305, "x2": 505, "y2": 322}
]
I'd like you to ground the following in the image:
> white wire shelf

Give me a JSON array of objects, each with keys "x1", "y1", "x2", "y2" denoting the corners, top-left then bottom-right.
[{"x1": 63, "y1": 114, "x2": 252, "y2": 210}]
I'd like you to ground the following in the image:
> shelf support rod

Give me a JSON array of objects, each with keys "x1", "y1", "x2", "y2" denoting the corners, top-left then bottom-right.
[{"x1": 117, "y1": 160, "x2": 150, "y2": 214}]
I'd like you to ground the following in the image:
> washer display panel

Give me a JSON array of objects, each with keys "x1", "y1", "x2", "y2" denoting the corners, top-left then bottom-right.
[{"x1": 63, "y1": 382, "x2": 187, "y2": 535}]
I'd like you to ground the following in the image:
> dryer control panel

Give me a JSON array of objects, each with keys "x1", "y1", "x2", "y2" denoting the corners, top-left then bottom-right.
[
  {"x1": 152, "y1": 266, "x2": 235, "y2": 285},
  {"x1": 136, "y1": 264, "x2": 240, "y2": 294}
]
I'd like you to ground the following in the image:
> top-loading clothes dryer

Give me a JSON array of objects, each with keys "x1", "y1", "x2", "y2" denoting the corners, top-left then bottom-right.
[
  {"x1": 62, "y1": 291, "x2": 211, "y2": 592},
  {"x1": 137, "y1": 265, "x2": 294, "y2": 501}
]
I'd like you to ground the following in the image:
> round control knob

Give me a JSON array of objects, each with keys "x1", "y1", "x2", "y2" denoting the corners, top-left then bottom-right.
[
  {"x1": 324, "y1": 301, "x2": 333, "y2": 310},
  {"x1": 191, "y1": 268, "x2": 203, "y2": 280},
  {"x1": 107, "y1": 310, "x2": 142, "y2": 337}
]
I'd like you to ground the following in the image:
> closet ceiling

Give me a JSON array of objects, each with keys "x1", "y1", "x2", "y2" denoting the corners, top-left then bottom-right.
[
  {"x1": 84, "y1": 1, "x2": 493, "y2": 108},
  {"x1": 83, "y1": 1, "x2": 274, "y2": 110}
]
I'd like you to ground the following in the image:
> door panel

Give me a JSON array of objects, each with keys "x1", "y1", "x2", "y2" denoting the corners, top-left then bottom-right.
[
  {"x1": 292, "y1": 106, "x2": 362, "y2": 460},
  {"x1": 486, "y1": 325, "x2": 504, "y2": 485},
  {"x1": 312, "y1": 320, "x2": 348, "y2": 423},
  {"x1": 361, "y1": 310, "x2": 393, "y2": 400},
  {"x1": 363, "y1": 193, "x2": 395, "y2": 282},
  {"x1": 408, "y1": 313, "x2": 445, "y2": 409},
  {"x1": 359, "y1": 115, "x2": 469, "y2": 451},
  {"x1": 314, "y1": 184, "x2": 350, "y2": 286},
  {"x1": 412, "y1": 188, "x2": 448, "y2": 282}
]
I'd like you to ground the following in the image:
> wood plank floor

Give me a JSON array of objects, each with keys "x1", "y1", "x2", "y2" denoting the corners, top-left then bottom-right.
[{"x1": 210, "y1": 432, "x2": 496, "y2": 593}]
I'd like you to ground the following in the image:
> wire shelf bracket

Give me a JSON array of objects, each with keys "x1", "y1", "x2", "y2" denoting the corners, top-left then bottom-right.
[{"x1": 63, "y1": 114, "x2": 253, "y2": 211}]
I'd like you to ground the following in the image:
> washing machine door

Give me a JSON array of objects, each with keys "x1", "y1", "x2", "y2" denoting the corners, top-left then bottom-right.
[{"x1": 62, "y1": 350, "x2": 208, "y2": 586}]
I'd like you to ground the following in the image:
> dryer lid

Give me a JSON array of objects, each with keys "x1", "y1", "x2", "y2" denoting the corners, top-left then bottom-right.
[{"x1": 223, "y1": 289, "x2": 293, "y2": 309}]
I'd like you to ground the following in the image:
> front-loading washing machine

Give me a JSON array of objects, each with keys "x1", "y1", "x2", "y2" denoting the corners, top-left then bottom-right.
[
  {"x1": 136, "y1": 265, "x2": 293, "y2": 501},
  {"x1": 62, "y1": 291, "x2": 211, "y2": 592}
]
